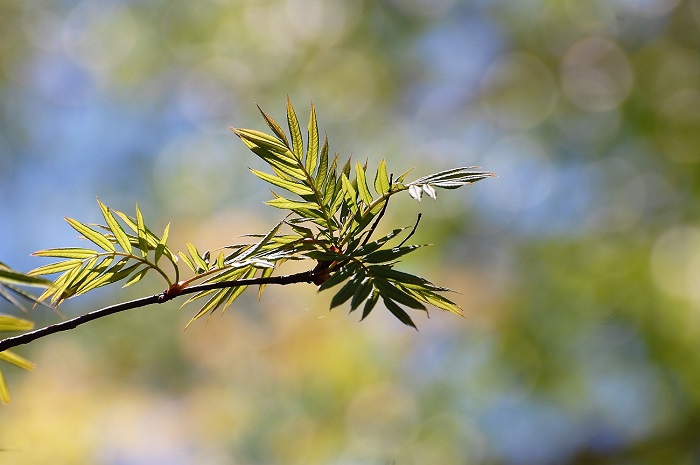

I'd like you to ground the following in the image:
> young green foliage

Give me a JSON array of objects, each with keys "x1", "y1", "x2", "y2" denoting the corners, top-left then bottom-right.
[
  {"x1": 23, "y1": 99, "x2": 493, "y2": 329},
  {"x1": 231, "y1": 99, "x2": 495, "y2": 328}
]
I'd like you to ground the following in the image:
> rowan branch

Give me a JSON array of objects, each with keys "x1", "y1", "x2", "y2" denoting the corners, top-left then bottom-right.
[{"x1": 0, "y1": 269, "x2": 317, "y2": 353}]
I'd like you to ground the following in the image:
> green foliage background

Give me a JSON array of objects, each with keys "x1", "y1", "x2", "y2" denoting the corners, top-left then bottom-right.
[{"x1": 1, "y1": 0, "x2": 699, "y2": 463}]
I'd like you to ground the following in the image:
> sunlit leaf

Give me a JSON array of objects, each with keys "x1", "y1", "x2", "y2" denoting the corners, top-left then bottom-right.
[
  {"x1": 286, "y1": 97, "x2": 304, "y2": 160},
  {"x1": 306, "y1": 103, "x2": 319, "y2": 175},
  {"x1": 135, "y1": 204, "x2": 149, "y2": 258},
  {"x1": 355, "y1": 162, "x2": 373, "y2": 207},
  {"x1": 0, "y1": 267, "x2": 53, "y2": 287},
  {"x1": 65, "y1": 218, "x2": 115, "y2": 252},
  {"x1": 98, "y1": 199, "x2": 132, "y2": 253},
  {"x1": 0, "y1": 315, "x2": 34, "y2": 332},
  {"x1": 315, "y1": 134, "x2": 329, "y2": 189},
  {"x1": 28, "y1": 259, "x2": 83, "y2": 277},
  {"x1": 0, "y1": 350, "x2": 34, "y2": 371},
  {"x1": 186, "y1": 242, "x2": 208, "y2": 272},
  {"x1": 374, "y1": 159, "x2": 390, "y2": 195},
  {"x1": 123, "y1": 267, "x2": 149, "y2": 288},
  {"x1": 250, "y1": 169, "x2": 314, "y2": 196},
  {"x1": 257, "y1": 104, "x2": 290, "y2": 148},
  {"x1": 155, "y1": 223, "x2": 170, "y2": 264},
  {"x1": 32, "y1": 248, "x2": 99, "y2": 260},
  {"x1": 0, "y1": 370, "x2": 9, "y2": 404}
]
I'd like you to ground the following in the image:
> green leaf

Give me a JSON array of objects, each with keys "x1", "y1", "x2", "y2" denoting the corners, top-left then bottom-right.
[
  {"x1": 65, "y1": 218, "x2": 115, "y2": 252},
  {"x1": 368, "y1": 266, "x2": 430, "y2": 286},
  {"x1": 374, "y1": 159, "x2": 390, "y2": 195},
  {"x1": 340, "y1": 173, "x2": 358, "y2": 212},
  {"x1": 0, "y1": 350, "x2": 34, "y2": 370},
  {"x1": 258, "y1": 265, "x2": 275, "y2": 299},
  {"x1": 28, "y1": 259, "x2": 83, "y2": 276},
  {"x1": 98, "y1": 199, "x2": 132, "y2": 253},
  {"x1": 0, "y1": 268, "x2": 53, "y2": 287},
  {"x1": 374, "y1": 278, "x2": 426, "y2": 310},
  {"x1": 317, "y1": 263, "x2": 358, "y2": 292},
  {"x1": 250, "y1": 169, "x2": 314, "y2": 196},
  {"x1": 178, "y1": 251, "x2": 197, "y2": 273},
  {"x1": 315, "y1": 134, "x2": 329, "y2": 189},
  {"x1": 0, "y1": 315, "x2": 34, "y2": 332},
  {"x1": 350, "y1": 277, "x2": 373, "y2": 312},
  {"x1": 155, "y1": 223, "x2": 170, "y2": 264},
  {"x1": 286, "y1": 96, "x2": 304, "y2": 159},
  {"x1": 233, "y1": 128, "x2": 294, "y2": 157},
  {"x1": 32, "y1": 248, "x2": 99, "y2": 259},
  {"x1": 123, "y1": 267, "x2": 149, "y2": 287},
  {"x1": 0, "y1": 370, "x2": 9, "y2": 404},
  {"x1": 330, "y1": 275, "x2": 362, "y2": 309},
  {"x1": 364, "y1": 245, "x2": 425, "y2": 264},
  {"x1": 135, "y1": 204, "x2": 149, "y2": 258},
  {"x1": 355, "y1": 162, "x2": 373, "y2": 206},
  {"x1": 382, "y1": 296, "x2": 417, "y2": 329},
  {"x1": 406, "y1": 287, "x2": 463, "y2": 316},
  {"x1": 265, "y1": 198, "x2": 322, "y2": 211},
  {"x1": 361, "y1": 289, "x2": 380, "y2": 321},
  {"x1": 306, "y1": 103, "x2": 319, "y2": 175},
  {"x1": 257, "y1": 104, "x2": 290, "y2": 148},
  {"x1": 186, "y1": 242, "x2": 208, "y2": 272}
]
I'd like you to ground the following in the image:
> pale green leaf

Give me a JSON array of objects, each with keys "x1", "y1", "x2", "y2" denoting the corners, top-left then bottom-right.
[
  {"x1": 0, "y1": 370, "x2": 9, "y2": 404},
  {"x1": 123, "y1": 267, "x2": 149, "y2": 287},
  {"x1": 32, "y1": 248, "x2": 99, "y2": 259},
  {"x1": 135, "y1": 204, "x2": 148, "y2": 258},
  {"x1": 355, "y1": 162, "x2": 373, "y2": 207},
  {"x1": 374, "y1": 159, "x2": 390, "y2": 195},
  {"x1": 0, "y1": 268, "x2": 53, "y2": 287},
  {"x1": 98, "y1": 199, "x2": 132, "y2": 253},
  {"x1": 257, "y1": 104, "x2": 290, "y2": 148},
  {"x1": 286, "y1": 96, "x2": 304, "y2": 159},
  {"x1": 250, "y1": 169, "x2": 314, "y2": 196},
  {"x1": 0, "y1": 315, "x2": 34, "y2": 332},
  {"x1": 28, "y1": 259, "x2": 83, "y2": 276},
  {"x1": 65, "y1": 218, "x2": 115, "y2": 252},
  {"x1": 315, "y1": 134, "x2": 329, "y2": 188},
  {"x1": 155, "y1": 223, "x2": 170, "y2": 264},
  {"x1": 0, "y1": 350, "x2": 34, "y2": 370},
  {"x1": 306, "y1": 103, "x2": 319, "y2": 175}
]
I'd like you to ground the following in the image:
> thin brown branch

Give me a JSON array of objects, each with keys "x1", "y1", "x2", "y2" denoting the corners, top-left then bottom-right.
[{"x1": 0, "y1": 269, "x2": 317, "y2": 353}]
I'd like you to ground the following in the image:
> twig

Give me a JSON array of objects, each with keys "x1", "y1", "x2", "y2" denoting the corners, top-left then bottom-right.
[
  {"x1": 0, "y1": 269, "x2": 317, "y2": 352},
  {"x1": 398, "y1": 213, "x2": 422, "y2": 248}
]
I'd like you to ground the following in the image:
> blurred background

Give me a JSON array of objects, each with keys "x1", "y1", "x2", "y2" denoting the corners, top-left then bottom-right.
[{"x1": 1, "y1": 0, "x2": 699, "y2": 463}]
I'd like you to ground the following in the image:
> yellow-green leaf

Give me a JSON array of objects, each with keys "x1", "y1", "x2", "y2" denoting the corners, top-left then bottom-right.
[
  {"x1": 0, "y1": 350, "x2": 34, "y2": 371},
  {"x1": 0, "y1": 315, "x2": 34, "y2": 332},
  {"x1": 375, "y1": 159, "x2": 390, "y2": 195},
  {"x1": 355, "y1": 162, "x2": 373, "y2": 206},
  {"x1": 65, "y1": 218, "x2": 115, "y2": 252},
  {"x1": 306, "y1": 103, "x2": 319, "y2": 174},
  {"x1": 250, "y1": 169, "x2": 314, "y2": 196},
  {"x1": 286, "y1": 96, "x2": 304, "y2": 159},
  {"x1": 98, "y1": 199, "x2": 132, "y2": 253}
]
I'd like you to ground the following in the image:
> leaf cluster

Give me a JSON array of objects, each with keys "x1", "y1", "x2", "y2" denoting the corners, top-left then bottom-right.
[{"x1": 24, "y1": 99, "x2": 494, "y2": 329}]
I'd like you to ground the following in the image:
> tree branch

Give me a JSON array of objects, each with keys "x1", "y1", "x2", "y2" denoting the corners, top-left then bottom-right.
[{"x1": 0, "y1": 269, "x2": 317, "y2": 353}]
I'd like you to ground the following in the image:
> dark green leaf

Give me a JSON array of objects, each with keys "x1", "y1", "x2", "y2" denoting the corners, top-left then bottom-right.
[
  {"x1": 374, "y1": 278, "x2": 426, "y2": 310},
  {"x1": 361, "y1": 289, "x2": 379, "y2": 321},
  {"x1": 364, "y1": 245, "x2": 425, "y2": 264},
  {"x1": 330, "y1": 276, "x2": 362, "y2": 309},
  {"x1": 350, "y1": 277, "x2": 373, "y2": 312},
  {"x1": 382, "y1": 296, "x2": 417, "y2": 329}
]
